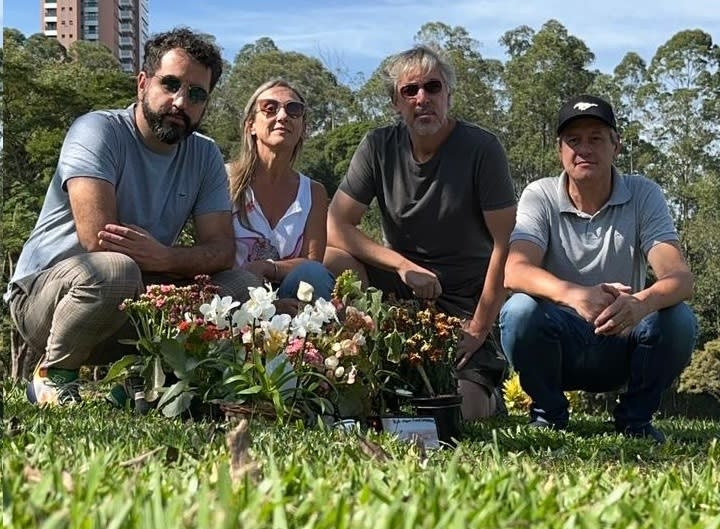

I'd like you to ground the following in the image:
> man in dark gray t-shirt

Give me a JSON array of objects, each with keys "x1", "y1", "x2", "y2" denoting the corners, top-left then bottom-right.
[
  {"x1": 7, "y1": 28, "x2": 260, "y2": 407},
  {"x1": 325, "y1": 46, "x2": 517, "y2": 420},
  {"x1": 500, "y1": 95, "x2": 697, "y2": 443}
]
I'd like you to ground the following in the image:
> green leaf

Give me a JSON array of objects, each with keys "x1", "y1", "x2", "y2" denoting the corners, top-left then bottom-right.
[
  {"x1": 157, "y1": 380, "x2": 189, "y2": 409},
  {"x1": 100, "y1": 355, "x2": 142, "y2": 384},
  {"x1": 384, "y1": 330, "x2": 404, "y2": 364},
  {"x1": 160, "y1": 390, "x2": 195, "y2": 418}
]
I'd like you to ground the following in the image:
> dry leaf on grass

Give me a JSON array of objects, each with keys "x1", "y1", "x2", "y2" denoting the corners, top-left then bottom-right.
[{"x1": 226, "y1": 418, "x2": 260, "y2": 483}]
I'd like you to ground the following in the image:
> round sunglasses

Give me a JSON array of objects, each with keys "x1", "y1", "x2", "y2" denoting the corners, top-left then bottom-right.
[
  {"x1": 154, "y1": 74, "x2": 209, "y2": 104},
  {"x1": 399, "y1": 79, "x2": 443, "y2": 99},
  {"x1": 256, "y1": 98, "x2": 306, "y2": 119}
]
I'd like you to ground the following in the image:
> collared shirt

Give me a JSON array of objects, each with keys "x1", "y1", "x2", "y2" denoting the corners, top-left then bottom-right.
[{"x1": 510, "y1": 168, "x2": 678, "y2": 293}]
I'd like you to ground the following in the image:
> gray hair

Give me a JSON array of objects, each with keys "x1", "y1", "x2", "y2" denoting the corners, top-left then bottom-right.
[{"x1": 381, "y1": 45, "x2": 456, "y2": 103}]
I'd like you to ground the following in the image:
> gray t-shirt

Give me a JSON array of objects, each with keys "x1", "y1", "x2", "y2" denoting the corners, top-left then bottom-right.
[
  {"x1": 339, "y1": 120, "x2": 516, "y2": 302},
  {"x1": 510, "y1": 169, "x2": 678, "y2": 292},
  {"x1": 8, "y1": 105, "x2": 230, "y2": 292}
]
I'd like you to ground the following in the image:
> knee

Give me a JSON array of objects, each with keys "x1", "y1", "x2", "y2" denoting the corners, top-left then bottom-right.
[
  {"x1": 500, "y1": 293, "x2": 546, "y2": 331},
  {"x1": 641, "y1": 302, "x2": 697, "y2": 362},
  {"x1": 284, "y1": 261, "x2": 335, "y2": 299},
  {"x1": 500, "y1": 294, "x2": 554, "y2": 365},
  {"x1": 81, "y1": 252, "x2": 142, "y2": 300}
]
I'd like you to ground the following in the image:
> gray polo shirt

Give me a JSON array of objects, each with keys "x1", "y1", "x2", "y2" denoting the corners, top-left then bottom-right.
[
  {"x1": 6, "y1": 105, "x2": 230, "y2": 300},
  {"x1": 510, "y1": 169, "x2": 678, "y2": 292}
]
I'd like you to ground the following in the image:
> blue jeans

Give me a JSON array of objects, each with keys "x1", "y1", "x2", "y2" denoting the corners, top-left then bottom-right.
[
  {"x1": 276, "y1": 261, "x2": 335, "y2": 301},
  {"x1": 499, "y1": 293, "x2": 697, "y2": 427}
]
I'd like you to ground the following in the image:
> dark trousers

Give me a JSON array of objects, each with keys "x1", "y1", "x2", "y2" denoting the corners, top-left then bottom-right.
[{"x1": 499, "y1": 293, "x2": 697, "y2": 427}]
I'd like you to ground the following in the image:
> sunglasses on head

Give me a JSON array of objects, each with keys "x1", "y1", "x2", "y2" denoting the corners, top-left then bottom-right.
[
  {"x1": 154, "y1": 74, "x2": 209, "y2": 104},
  {"x1": 399, "y1": 79, "x2": 443, "y2": 99},
  {"x1": 256, "y1": 98, "x2": 306, "y2": 119}
]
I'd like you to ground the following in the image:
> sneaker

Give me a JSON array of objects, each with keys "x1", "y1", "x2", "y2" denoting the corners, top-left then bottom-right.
[
  {"x1": 528, "y1": 416, "x2": 566, "y2": 430},
  {"x1": 617, "y1": 422, "x2": 666, "y2": 444},
  {"x1": 27, "y1": 365, "x2": 81, "y2": 406}
]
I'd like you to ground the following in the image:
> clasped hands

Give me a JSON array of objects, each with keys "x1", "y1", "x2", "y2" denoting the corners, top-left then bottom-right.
[{"x1": 570, "y1": 282, "x2": 646, "y2": 336}]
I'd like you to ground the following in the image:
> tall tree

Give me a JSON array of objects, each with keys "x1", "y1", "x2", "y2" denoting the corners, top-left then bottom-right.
[
  {"x1": 500, "y1": 20, "x2": 596, "y2": 189},
  {"x1": 204, "y1": 38, "x2": 355, "y2": 159}
]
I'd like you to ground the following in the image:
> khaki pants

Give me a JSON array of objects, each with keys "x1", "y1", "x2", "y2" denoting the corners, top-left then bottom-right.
[{"x1": 9, "y1": 252, "x2": 262, "y2": 370}]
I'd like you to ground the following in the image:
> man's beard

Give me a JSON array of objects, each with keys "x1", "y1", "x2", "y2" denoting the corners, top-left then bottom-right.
[{"x1": 142, "y1": 98, "x2": 198, "y2": 145}]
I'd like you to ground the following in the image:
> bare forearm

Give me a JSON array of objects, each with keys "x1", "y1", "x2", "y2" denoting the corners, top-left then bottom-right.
[
  {"x1": 634, "y1": 271, "x2": 693, "y2": 315},
  {"x1": 505, "y1": 262, "x2": 579, "y2": 308},
  {"x1": 468, "y1": 245, "x2": 508, "y2": 337},
  {"x1": 160, "y1": 242, "x2": 235, "y2": 278},
  {"x1": 328, "y1": 224, "x2": 406, "y2": 273}
]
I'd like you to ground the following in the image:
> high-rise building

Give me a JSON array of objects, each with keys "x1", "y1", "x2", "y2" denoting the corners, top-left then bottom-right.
[{"x1": 41, "y1": 0, "x2": 150, "y2": 74}]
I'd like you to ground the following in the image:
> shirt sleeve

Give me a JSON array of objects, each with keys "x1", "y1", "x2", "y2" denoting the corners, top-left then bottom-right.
[
  {"x1": 193, "y1": 141, "x2": 232, "y2": 216},
  {"x1": 338, "y1": 133, "x2": 377, "y2": 206},
  {"x1": 509, "y1": 182, "x2": 550, "y2": 252},
  {"x1": 474, "y1": 135, "x2": 516, "y2": 211},
  {"x1": 57, "y1": 112, "x2": 120, "y2": 189},
  {"x1": 637, "y1": 179, "x2": 679, "y2": 255}
]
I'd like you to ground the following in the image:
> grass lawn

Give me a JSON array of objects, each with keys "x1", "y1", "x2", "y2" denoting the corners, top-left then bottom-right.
[{"x1": 3, "y1": 382, "x2": 719, "y2": 529}]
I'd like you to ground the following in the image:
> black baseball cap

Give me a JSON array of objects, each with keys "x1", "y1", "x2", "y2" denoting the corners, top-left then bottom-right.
[{"x1": 557, "y1": 94, "x2": 617, "y2": 134}]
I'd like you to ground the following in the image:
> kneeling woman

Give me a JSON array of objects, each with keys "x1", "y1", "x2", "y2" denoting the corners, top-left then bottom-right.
[{"x1": 227, "y1": 79, "x2": 334, "y2": 309}]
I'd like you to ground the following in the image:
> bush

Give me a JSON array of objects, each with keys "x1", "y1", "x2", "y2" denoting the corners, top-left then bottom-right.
[{"x1": 678, "y1": 339, "x2": 720, "y2": 398}]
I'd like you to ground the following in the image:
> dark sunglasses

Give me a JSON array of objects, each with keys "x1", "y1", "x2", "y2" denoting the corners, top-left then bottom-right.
[
  {"x1": 399, "y1": 79, "x2": 443, "y2": 99},
  {"x1": 154, "y1": 74, "x2": 209, "y2": 104},
  {"x1": 256, "y1": 98, "x2": 306, "y2": 119}
]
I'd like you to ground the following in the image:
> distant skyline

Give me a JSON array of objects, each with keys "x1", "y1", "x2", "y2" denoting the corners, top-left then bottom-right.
[{"x1": 3, "y1": 0, "x2": 718, "y2": 86}]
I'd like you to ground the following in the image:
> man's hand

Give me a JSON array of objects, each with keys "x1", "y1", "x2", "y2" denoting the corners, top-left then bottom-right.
[
  {"x1": 98, "y1": 223, "x2": 170, "y2": 272},
  {"x1": 565, "y1": 283, "x2": 631, "y2": 323},
  {"x1": 594, "y1": 283, "x2": 645, "y2": 336},
  {"x1": 397, "y1": 260, "x2": 442, "y2": 299},
  {"x1": 456, "y1": 319, "x2": 490, "y2": 370}
]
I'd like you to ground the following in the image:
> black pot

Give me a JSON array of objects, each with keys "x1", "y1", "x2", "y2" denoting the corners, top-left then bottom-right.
[{"x1": 411, "y1": 394, "x2": 463, "y2": 445}]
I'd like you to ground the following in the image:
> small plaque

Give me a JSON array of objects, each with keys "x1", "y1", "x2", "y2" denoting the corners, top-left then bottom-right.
[{"x1": 381, "y1": 417, "x2": 440, "y2": 449}]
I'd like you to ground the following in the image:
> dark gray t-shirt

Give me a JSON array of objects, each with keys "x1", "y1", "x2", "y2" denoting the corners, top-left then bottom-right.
[
  {"x1": 339, "y1": 120, "x2": 515, "y2": 307},
  {"x1": 510, "y1": 170, "x2": 678, "y2": 292},
  {"x1": 8, "y1": 105, "x2": 230, "y2": 291}
]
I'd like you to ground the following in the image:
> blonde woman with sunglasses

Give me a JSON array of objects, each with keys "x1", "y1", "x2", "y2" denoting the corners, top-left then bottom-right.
[{"x1": 227, "y1": 80, "x2": 334, "y2": 312}]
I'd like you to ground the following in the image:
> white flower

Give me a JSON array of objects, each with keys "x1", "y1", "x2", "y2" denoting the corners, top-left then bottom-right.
[
  {"x1": 313, "y1": 297, "x2": 338, "y2": 323},
  {"x1": 290, "y1": 304, "x2": 325, "y2": 338},
  {"x1": 334, "y1": 366, "x2": 345, "y2": 379},
  {"x1": 232, "y1": 307, "x2": 252, "y2": 329},
  {"x1": 242, "y1": 284, "x2": 277, "y2": 321},
  {"x1": 199, "y1": 295, "x2": 240, "y2": 329},
  {"x1": 297, "y1": 281, "x2": 314, "y2": 302},
  {"x1": 260, "y1": 314, "x2": 292, "y2": 356},
  {"x1": 324, "y1": 356, "x2": 339, "y2": 369}
]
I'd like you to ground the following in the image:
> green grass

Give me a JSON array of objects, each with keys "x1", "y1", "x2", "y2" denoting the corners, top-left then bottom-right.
[{"x1": 3, "y1": 382, "x2": 719, "y2": 529}]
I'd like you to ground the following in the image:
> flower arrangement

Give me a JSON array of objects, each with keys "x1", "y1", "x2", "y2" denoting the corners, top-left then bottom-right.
[
  {"x1": 114, "y1": 275, "x2": 386, "y2": 420},
  {"x1": 332, "y1": 271, "x2": 464, "y2": 399},
  {"x1": 111, "y1": 271, "x2": 465, "y2": 421}
]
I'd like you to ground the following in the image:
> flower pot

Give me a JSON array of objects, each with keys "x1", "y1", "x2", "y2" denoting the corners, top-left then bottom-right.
[{"x1": 411, "y1": 394, "x2": 463, "y2": 445}]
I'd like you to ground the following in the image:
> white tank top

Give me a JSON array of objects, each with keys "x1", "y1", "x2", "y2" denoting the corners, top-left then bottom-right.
[{"x1": 232, "y1": 173, "x2": 312, "y2": 266}]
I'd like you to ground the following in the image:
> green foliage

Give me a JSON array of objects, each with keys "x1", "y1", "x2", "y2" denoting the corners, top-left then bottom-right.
[
  {"x1": 678, "y1": 339, "x2": 720, "y2": 398},
  {"x1": 4, "y1": 382, "x2": 720, "y2": 528}
]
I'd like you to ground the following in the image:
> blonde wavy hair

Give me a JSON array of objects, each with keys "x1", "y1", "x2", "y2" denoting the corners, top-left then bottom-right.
[{"x1": 227, "y1": 79, "x2": 308, "y2": 226}]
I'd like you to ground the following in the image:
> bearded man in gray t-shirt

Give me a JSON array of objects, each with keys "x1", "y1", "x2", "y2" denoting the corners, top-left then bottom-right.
[
  {"x1": 324, "y1": 46, "x2": 517, "y2": 420},
  {"x1": 500, "y1": 95, "x2": 697, "y2": 443},
  {"x1": 6, "y1": 28, "x2": 260, "y2": 406}
]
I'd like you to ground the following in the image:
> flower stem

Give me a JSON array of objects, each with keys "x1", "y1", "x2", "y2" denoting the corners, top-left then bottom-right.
[{"x1": 416, "y1": 365, "x2": 436, "y2": 397}]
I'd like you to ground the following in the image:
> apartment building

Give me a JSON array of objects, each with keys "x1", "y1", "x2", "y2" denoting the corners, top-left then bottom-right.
[{"x1": 41, "y1": 0, "x2": 150, "y2": 73}]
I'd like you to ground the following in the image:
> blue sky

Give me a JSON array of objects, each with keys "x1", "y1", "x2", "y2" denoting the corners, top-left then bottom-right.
[{"x1": 3, "y1": 0, "x2": 718, "y2": 86}]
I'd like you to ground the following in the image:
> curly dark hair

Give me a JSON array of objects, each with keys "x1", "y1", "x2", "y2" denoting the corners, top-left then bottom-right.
[{"x1": 142, "y1": 27, "x2": 223, "y2": 92}]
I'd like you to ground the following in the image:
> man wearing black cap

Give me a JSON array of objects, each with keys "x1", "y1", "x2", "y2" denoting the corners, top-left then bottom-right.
[{"x1": 498, "y1": 94, "x2": 697, "y2": 443}]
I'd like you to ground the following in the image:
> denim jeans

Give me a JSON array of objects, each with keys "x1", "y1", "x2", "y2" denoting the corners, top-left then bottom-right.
[
  {"x1": 499, "y1": 293, "x2": 697, "y2": 427},
  {"x1": 276, "y1": 260, "x2": 335, "y2": 301}
]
